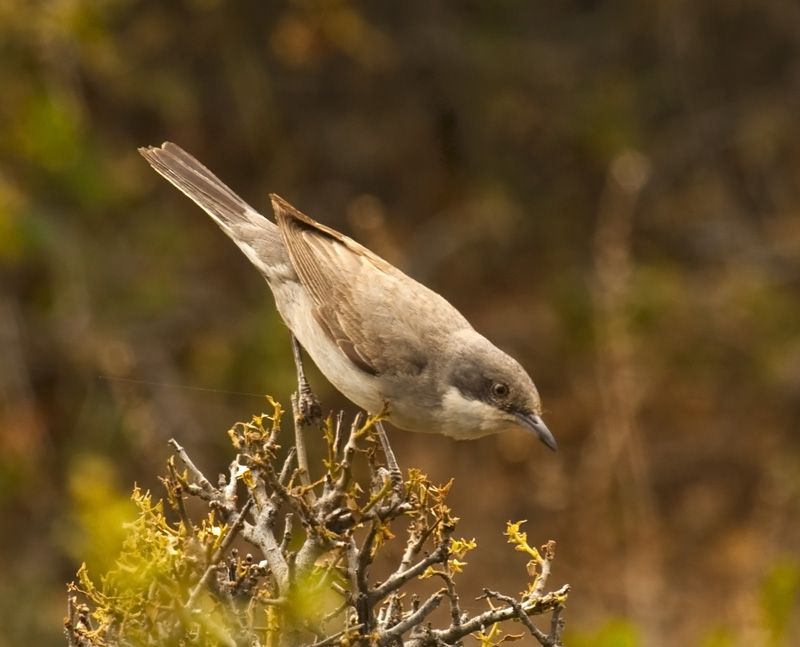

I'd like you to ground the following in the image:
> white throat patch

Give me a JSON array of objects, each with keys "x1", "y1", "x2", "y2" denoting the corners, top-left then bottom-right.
[{"x1": 437, "y1": 386, "x2": 517, "y2": 440}]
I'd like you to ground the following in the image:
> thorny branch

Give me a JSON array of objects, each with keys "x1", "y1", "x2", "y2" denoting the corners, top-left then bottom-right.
[
  {"x1": 66, "y1": 387, "x2": 569, "y2": 647},
  {"x1": 185, "y1": 497, "x2": 254, "y2": 607}
]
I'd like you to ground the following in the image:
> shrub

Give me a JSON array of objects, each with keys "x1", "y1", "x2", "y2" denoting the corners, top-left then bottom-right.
[{"x1": 65, "y1": 397, "x2": 569, "y2": 646}]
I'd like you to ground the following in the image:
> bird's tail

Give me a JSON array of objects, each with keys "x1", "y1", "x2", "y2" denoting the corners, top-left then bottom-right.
[{"x1": 139, "y1": 142, "x2": 285, "y2": 275}]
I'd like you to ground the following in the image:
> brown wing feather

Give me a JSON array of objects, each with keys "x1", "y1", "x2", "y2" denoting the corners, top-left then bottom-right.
[{"x1": 270, "y1": 194, "x2": 470, "y2": 377}]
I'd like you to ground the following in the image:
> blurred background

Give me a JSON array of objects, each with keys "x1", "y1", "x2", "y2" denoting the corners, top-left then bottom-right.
[{"x1": 1, "y1": 1, "x2": 799, "y2": 645}]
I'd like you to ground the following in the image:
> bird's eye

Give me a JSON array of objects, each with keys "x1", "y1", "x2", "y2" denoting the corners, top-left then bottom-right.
[{"x1": 491, "y1": 382, "x2": 509, "y2": 398}]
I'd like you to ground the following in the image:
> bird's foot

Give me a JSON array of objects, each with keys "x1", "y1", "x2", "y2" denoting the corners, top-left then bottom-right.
[
  {"x1": 294, "y1": 381, "x2": 322, "y2": 426},
  {"x1": 290, "y1": 335, "x2": 322, "y2": 426}
]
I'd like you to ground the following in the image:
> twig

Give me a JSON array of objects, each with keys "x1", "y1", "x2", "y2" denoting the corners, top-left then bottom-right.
[
  {"x1": 435, "y1": 571, "x2": 462, "y2": 632},
  {"x1": 186, "y1": 497, "x2": 253, "y2": 607},
  {"x1": 313, "y1": 550, "x2": 345, "y2": 593},
  {"x1": 418, "y1": 584, "x2": 570, "y2": 646},
  {"x1": 222, "y1": 456, "x2": 240, "y2": 504},
  {"x1": 308, "y1": 623, "x2": 364, "y2": 647},
  {"x1": 64, "y1": 595, "x2": 78, "y2": 647},
  {"x1": 533, "y1": 540, "x2": 556, "y2": 598},
  {"x1": 278, "y1": 447, "x2": 297, "y2": 486},
  {"x1": 280, "y1": 512, "x2": 294, "y2": 553},
  {"x1": 242, "y1": 506, "x2": 288, "y2": 592},
  {"x1": 166, "y1": 459, "x2": 195, "y2": 536},
  {"x1": 169, "y1": 438, "x2": 219, "y2": 502},
  {"x1": 479, "y1": 589, "x2": 548, "y2": 644},
  {"x1": 377, "y1": 590, "x2": 444, "y2": 645},
  {"x1": 332, "y1": 410, "x2": 345, "y2": 460},
  {"x1": 383, "y1": 525, "x2": 434, "y2": 626},
  {"x1": 357, "y1": 521, "x2": 380, "y2": 600},
  {"x1": 549, "y1": 604, "x2": 566, "y2": 647},
  {"x1": 370, "y1": 538, "x2": 450, "y2": 602},
  {"x1": 335, "y1": 412, "x2": 364, "y2": 493}
]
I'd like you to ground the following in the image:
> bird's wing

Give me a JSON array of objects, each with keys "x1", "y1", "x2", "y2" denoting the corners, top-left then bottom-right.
[{"x1": 270, "y1": 194, "x2": 470, "y2": 377}]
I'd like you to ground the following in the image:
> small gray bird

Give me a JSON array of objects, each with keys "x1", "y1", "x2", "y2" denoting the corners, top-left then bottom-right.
[{"x1": 139, "y1": 143, "x2": 556, "y2": 450}]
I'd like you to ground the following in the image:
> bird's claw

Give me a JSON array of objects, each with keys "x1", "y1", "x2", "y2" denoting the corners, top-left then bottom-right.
[{"x1": 294, "y1": 383, "x2": 322, "y2": 426}]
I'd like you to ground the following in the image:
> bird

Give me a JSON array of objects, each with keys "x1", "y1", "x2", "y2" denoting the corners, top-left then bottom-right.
[{"x1": 139, "y1": 143, "x2": 556, "y2": 451}]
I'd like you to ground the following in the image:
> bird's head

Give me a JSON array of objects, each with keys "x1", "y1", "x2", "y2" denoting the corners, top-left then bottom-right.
[{"x1": 439, "y1": 331, "x2": 557, "y2": 450}]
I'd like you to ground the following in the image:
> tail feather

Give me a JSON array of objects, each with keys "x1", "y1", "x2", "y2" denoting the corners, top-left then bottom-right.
[
  {"x1": 139, "y1": 142, "x2": 287, "y2": 278},
  {"x1": 139, "y1": 142, "x2": 266, "y2": 231}
]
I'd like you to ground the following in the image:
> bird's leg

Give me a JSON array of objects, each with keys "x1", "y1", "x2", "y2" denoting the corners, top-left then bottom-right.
[
  {"x1": 375, "y1": 421, "x2": 403, "y2": 488},
  {"x1": 291, "y1": 335, "x2": 322, "y2": 425},
  {"x1": 290, "y1": 336, "x2": 322, "y2": 496}
]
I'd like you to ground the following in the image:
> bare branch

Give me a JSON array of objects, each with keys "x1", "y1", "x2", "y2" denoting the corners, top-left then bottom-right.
[
  {"x1": 241, "y1": 504, "x2": 288, "y2": 591},
  {"x1": 291, "y1": 392, "x2": 313, "y2": 491},
  {"x1": 278, "y1": 447, "x2": 297, "y2": 486},
  {"x1": 187, "y1": 497, "x2": 253, "y2": 607},
  {"x1": 479, "y1": 589, "x2": 548, "y2": 644},
  {"x1": 549, "y1": 604, "x2": 566, "y2": 647},
  {"x1": 378, "y1": 590, "x2": 444, "y2": 646},
  {"x1": 419, "y1": 584, "x2": 571, "y2": 646},
  {"x1": 64, "y1": 595, "x2": 79, "y2": 647},
  {"x1": 332, "y1": 410, "x2": 345, "y2": 460},
  {"x1": 370, "y1": 538, "x2": 450, "y2": 603},
  {"x1": 169, "y1": 438, "x2": 219, "y2": 502},
  {"x1": 280, "y1": 512, "x2": 294, "y2": 553},
  {"x1": 533, "y1": 539, "x2": 556, "y2": 598},
  {"x1": 433, "y1": 571, "x2": 462, "y2": 633},
  {"x1": 308, "y1": 623, "x2": 363, "y2": 647}
]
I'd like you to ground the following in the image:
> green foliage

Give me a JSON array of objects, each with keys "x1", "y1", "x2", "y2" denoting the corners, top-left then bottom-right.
[
  {"x1": 697, "y1": 557, "x2": 800, "y2": 647},
  {"x1": 72, "y1": 489, "x2": 251, "y2": 646},
  {"x1": 566, "y1": 618, "x2": 640, "y2": 647},
  {"x1": 62, "y1": 455, "x2": 137, "y2": 575},
  {"x1": 700, "y1": 626, "x2": 736, "y2": 647},
  {"x1": 760, "y1": 559, "x2": 800, "y2": 646}
]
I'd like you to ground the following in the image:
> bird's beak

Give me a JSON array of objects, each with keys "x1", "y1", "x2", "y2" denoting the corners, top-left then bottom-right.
[{"x1": 516, "y1": 413, "x2": 558, "y2": 452}]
